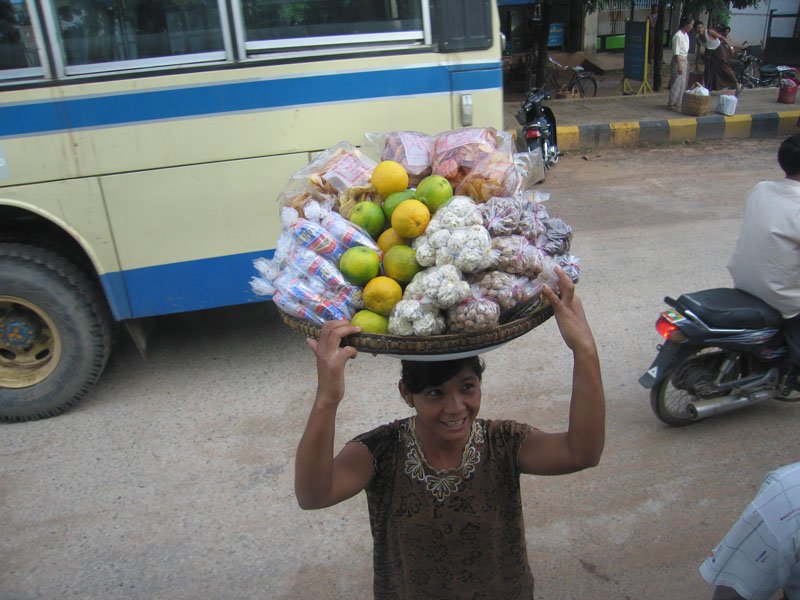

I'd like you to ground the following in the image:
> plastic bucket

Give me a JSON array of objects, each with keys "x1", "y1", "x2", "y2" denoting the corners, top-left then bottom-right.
[{"x1": 778, "y1": 81, "x2": 798, "y2": 104}]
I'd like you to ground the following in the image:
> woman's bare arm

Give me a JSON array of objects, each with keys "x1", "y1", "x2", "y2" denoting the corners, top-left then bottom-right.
[
  {"x1": 518, "y1": 269, "x2": 606, "y2": 475},
  {"x1": 294, "y1": 321, "x2": 375, "y2": 509}
]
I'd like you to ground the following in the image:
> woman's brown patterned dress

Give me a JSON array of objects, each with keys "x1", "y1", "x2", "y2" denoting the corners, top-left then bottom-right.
[{"x1": 352, "y1": 418, "x2": 535, "y2": 600}]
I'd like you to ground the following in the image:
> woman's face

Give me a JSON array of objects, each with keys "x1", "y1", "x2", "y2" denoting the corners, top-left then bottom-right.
[
  {"x1": 401, "y1": 365, "x2": 482, "y2": 443},
  {"x1": 697, "y1": 24, "x2": 706, "y2": 36}
]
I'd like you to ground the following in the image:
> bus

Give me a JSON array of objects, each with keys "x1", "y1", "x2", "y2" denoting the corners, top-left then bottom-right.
[{"x1": 0, "y1": 0, "x2": 504, "y2": 421}]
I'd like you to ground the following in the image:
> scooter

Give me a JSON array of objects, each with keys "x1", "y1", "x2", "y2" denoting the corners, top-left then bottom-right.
[
  {"x1": 731, "y1": 43, "x2": 796, "y2": 88},
  {"x1": 639, "y1": 287, "x2": 800, "y2": 426},
  {"x1": 515, "y1": 87, "x2": 559, "y2": 176}
]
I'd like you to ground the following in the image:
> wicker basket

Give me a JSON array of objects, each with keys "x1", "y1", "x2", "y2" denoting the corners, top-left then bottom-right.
[
  {"x1": 278, "y1": 301, "x2": 555, "y2": 358},
  {"x1": 681, "y1": 91, "x2": 711, "y2": 116}
]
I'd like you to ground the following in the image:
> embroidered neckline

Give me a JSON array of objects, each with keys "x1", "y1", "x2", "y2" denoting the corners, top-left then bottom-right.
[{"x1": 401, "y1": 417, "x2": 485, "y2": 502}]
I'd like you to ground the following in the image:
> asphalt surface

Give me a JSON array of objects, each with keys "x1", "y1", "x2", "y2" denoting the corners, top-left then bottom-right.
[{"x1": 3, "y1": 138, "x2": 797, "y2": 600}]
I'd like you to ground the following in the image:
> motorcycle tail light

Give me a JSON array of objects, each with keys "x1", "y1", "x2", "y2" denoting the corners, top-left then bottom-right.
[
  {"x1": 656, "y1": 316, "x2": 686, "y2": 342},
  {"x1": 525, "y1": 129, "x2": 542, "y2": 139}
]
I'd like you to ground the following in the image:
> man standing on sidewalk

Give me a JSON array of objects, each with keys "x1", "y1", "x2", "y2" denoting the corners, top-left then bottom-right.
[{"x1": 668, "y1": 18, "x2": 694, "y2": 109}]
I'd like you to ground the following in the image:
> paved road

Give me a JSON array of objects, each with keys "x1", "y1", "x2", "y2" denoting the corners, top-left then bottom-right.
[{"x1": 2, "y1": 138, "x2": 798, "y2": 599}]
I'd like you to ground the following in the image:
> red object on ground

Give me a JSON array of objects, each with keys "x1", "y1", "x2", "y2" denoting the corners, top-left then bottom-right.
[{"x1": 778, "y1": 80, "x2": 797, "y2": 104}]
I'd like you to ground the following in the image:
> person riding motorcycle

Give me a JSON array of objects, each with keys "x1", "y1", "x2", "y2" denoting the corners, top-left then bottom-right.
[{"x1": 727, "y1": 134, "x2": 800, "y2": 365}]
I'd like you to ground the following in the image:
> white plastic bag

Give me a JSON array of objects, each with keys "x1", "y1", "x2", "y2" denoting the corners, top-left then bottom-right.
[{"x1": 716, "y1": 94, "x2": 738, "y2": 116}]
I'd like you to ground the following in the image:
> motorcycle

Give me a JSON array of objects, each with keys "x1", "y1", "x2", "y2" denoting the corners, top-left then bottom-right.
[
  {"x1": 639, "y1": 287, "x2": 800, "y2": 426},
  {"x1": 731, "y1": 43, "x2": 796, "y2": 89},
  {"x1": 515, "y1": 86, "x2": 559, "y2": 177}
]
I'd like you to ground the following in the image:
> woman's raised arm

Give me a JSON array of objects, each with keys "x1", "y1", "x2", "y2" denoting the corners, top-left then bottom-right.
[{"x1": 294, "y1": 321, "x2": 374, "y2": 509}]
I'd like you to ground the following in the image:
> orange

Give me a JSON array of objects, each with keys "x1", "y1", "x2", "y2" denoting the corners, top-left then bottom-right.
[
  {"x1": 382, "y1": 244, "x2": 421, "y2": 285},
  {"x1": 415, "y1": 175, "x2": 453, "y2": 214},
  {"x1": 390, "y1": 199, "x2": 430, "y2": 239},
  {"x1": 382, "y1": 189, "x2": 416, "y2": 220},
  {"x1": 371, "y1": 160, "x2": 409, "y2": 198},
  {"x1": 363, "y1": 276, "x2": 403, "y2": 316},
  {"x1": 350, "y1": 309, "x2": 389, "y2": 334},
  {"x1": 348, "y1": 201, "x2": 385, "y2": 240},
  {"x1": 339, "y1": 246, "x2": 380, "y2": 287},
  {"x1": 377, "y1": 228, "x2": 409, "y2": 255}
]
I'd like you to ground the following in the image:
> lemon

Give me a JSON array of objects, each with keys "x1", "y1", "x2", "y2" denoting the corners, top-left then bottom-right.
[
  {"x1": 383, "y1": 244, "x2": 421, "y2": 284},
  {"x1": 349, "y1": 201, "x2": 385, "y2": 240},
  {"x1": 371, "y1": 160, "x2": 409, "y2": 198},
  {"x1": 351, "y1": 309, "x2": 389, "y2": 334},
  {"x1": 415, "y1": 175, "x2": 453, "y2": 214},
  {"x1": 382, "y1": 189, "x2": 416, "y2": 220},
  {"x1": 390, "y1": 199, "x2": 430, "y2": 239},
  {"x1": 377, "y1": 228, "x2": 409, "y2": 255},
  {"x1": 363, "y1": 276, "x2": 403, "y2": 316},
  {"x1": 339, "y1": 246, "x2": 380, "y2": 287}
]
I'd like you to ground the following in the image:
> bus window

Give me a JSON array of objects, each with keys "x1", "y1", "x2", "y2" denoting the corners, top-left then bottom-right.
[
  {"x1": 0, "y1": 0, "x2": 42, "y2": 77},
  {"x1": 240, "y1": 0, "x2": 425, "y2": 52},
  {"x1": 45, "y1": 0, "x2": 228, "y2": 75}
]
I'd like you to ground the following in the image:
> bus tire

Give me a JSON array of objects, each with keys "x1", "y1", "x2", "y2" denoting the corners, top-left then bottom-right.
[{"x1": 0, "y1": 243, "x2": 112, "y2": 422}]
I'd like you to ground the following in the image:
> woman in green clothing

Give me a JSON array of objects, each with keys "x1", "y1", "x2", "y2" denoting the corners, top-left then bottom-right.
[{"x1": 294, "y1": 267, "x2": 606, "y2": 599}]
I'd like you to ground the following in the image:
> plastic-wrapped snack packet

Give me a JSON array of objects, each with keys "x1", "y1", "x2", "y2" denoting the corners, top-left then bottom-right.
[
  {"x1": 365, "y1": 131, "x2": 433, "y2": 186},
  {"x1": 446, "y1": 287, "x2": 501, "y2": 333},
  {"x1": 536, "y1": 256, "x2": 561, "y2": 291},
  {"x1": 285, "y1": 245, "x2": 349, "y2": 290},
  {"x1": 413, "y1": 225, "x2": 494, "y2": 274},
  {"x1": 490, "y1": 235, "x2": 546, "y2": 278},
  {"x1": 273, "y1": 291, "x2": 326, "y2": 325},
  {"x1": 431, "y1": 127, "x2": 509, "y2": 189},
  {"x1": 516, "y1": 191, "x2": 549, "y2": 240},
  {"x1": 275, "y1": 272, "x2": 350, "y2": 321},
  {"x1": 481, "y1": 196, "x2": 521, "y2": 237},
  {"x1": 403, "y1": 265, "x2": 471, "y2": 310},
  {"x1": 331, "y1": 284, "x2": 365, "y2": 313},
  {"x1": 468, "y1": 270, "x2": 537, "y2": 311},
  {"x1": 304, "y1": 200, "x2": 380, "y2": 252},
  {"x1": 555, "y1": 254, "x2": 581, "y2": 283},
  {"x1": 388, "y1": 298, "x2": 446, "y2": 336},
  {"x1": 282, "y1": 207, "x2": 344, "y2": 262},
  {"x1": 538, "y1": 217, "x2": 572, "y2": 256}
]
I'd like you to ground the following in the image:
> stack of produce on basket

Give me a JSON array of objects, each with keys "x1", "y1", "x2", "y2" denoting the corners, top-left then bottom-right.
[{"x1": 251, "y1": 127, "x2": 580, "y2": 338}]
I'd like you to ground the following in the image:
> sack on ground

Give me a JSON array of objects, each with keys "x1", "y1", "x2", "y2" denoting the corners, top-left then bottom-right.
[{"x1": 716, "y1": 94, "x2": 738, "y2": 116}]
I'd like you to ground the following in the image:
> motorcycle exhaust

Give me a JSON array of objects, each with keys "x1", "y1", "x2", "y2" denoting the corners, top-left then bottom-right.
[{"x1": 687, "y1": 390, "x2": 775, "y2": 420}]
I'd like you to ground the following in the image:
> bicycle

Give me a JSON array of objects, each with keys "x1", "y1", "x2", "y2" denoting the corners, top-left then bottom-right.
[{"x1": 524, "y1": 50, "x2": 598, "y2": 98}]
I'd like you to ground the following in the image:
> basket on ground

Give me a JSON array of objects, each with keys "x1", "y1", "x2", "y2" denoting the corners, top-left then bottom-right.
[
  {"x1": 277, "y1": 301, "x2": 554, "y2": 358},
  {"x1": 681, "y1": 92, "x2": 710, "y2": 116}
]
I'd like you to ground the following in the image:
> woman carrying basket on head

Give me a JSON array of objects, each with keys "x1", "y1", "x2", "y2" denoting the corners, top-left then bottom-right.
[
  {"x1": 696, "y1": 22, "x2": 741, "y2": 94},
  {"x1": 294, "y1": 267, "x2": 606, "y2": 599}
]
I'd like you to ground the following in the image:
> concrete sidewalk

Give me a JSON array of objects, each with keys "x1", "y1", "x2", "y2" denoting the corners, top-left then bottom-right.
[{"x1": 503, "y1": 51, "x2": 800, "y2": 150}]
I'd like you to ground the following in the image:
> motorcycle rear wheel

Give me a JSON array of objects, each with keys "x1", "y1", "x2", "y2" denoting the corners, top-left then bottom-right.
[{"x1": 650, "y1": 348, "x2": 730, "y2": 427}]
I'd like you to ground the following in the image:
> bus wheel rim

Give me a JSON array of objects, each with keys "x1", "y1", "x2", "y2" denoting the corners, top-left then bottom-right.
[{"x1": 0, "y1": 296, "x2": 62, "y2": 389}]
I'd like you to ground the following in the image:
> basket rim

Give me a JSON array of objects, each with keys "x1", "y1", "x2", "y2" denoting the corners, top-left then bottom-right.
[{"x1": 277, "y1": 302, "x2": 555, "y2": 357}]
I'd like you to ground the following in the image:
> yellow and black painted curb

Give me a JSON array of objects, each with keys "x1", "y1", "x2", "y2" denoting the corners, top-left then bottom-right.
[{"x1": 557, "y1": 110, "x2": 800, "y2": 151}]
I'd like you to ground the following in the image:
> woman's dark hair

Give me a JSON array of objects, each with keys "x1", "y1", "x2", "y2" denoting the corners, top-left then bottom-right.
[
  {"x1": 401, "y1": 356, "x2": 485, "y2": 394},
  {"x1": 778, "y1": 134, "x2": 800, "y2": 177}
]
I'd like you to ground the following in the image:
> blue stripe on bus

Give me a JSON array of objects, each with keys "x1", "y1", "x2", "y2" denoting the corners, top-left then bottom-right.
[
  {"x1": 1, "y1": 63, "x2": 502, "y2": 138},
  {"x1": 100, "y1": 249, "x2": 275, "y2": 320}
]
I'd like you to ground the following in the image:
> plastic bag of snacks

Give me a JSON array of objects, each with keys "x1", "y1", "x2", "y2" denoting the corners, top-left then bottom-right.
[
  {"x1": 430, "y1": 127, "x2": 513, "y2": 189},
  {"x1": 455, "y1": 151, "x2": 539, "y2": 203},
  {"x1": 446, "y1": 286, "x2": 502, "y2": 333},
  {"x1": 490, "y1": 235, "x2": 546, "y2": 278},
  {"x1": 364, "y1": 131, "x2": 433, "y2": 186},
  {"x1": 278, "y1": 142, "x2": 379, "y2": 218},
  {"x1": 467, "y1": 270, "x2": 542, "y2": 311}
]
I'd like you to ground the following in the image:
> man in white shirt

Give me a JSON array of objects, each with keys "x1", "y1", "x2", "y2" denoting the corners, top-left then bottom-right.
[
  {"x1": 727, "y1": 134, "x2": 800, "y2": 364},
  {"x1": 668, "y1": 18, "x2": 694, "y2": 108},
  {"x1": 700, "y1": 462, "x2": 800, "y2": 599}
]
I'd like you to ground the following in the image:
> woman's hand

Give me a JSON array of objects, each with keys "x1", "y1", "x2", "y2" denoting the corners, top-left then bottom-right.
[
  {"x1": 307, "y1": 320, "x2": 360, "y2": 407},
  {"x1": 542, "y1": 267, "x2": 597, "y2": 357}
]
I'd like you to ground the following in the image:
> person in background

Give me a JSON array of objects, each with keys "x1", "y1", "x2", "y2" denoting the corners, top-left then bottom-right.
[
  {"x1": 646, "y1": 4, "x2": 659, "y2": 63},
  {"x1": 696, "y1": 22, "x2": 740, "y2": 94},
  {"x1": 667, "y1": 18, "x2": 694, "y2": 110},
  {"x1": 692, "y1": 20, "x2": 707, "y2": 81},
  {"x1": 727, "y1": 133, "x2": 800, "y2": 366},
  {"x1": 700, "y1": 461, "x2": 800, "y2": 599}
]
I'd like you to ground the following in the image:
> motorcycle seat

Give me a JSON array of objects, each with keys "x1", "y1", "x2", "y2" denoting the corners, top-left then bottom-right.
[
  {"x1": 759, "y1": 64, "x2": 778, "y2": 76},
  {"x1": 674, "y1": 288, "x2": 782, "y2": 329}
]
